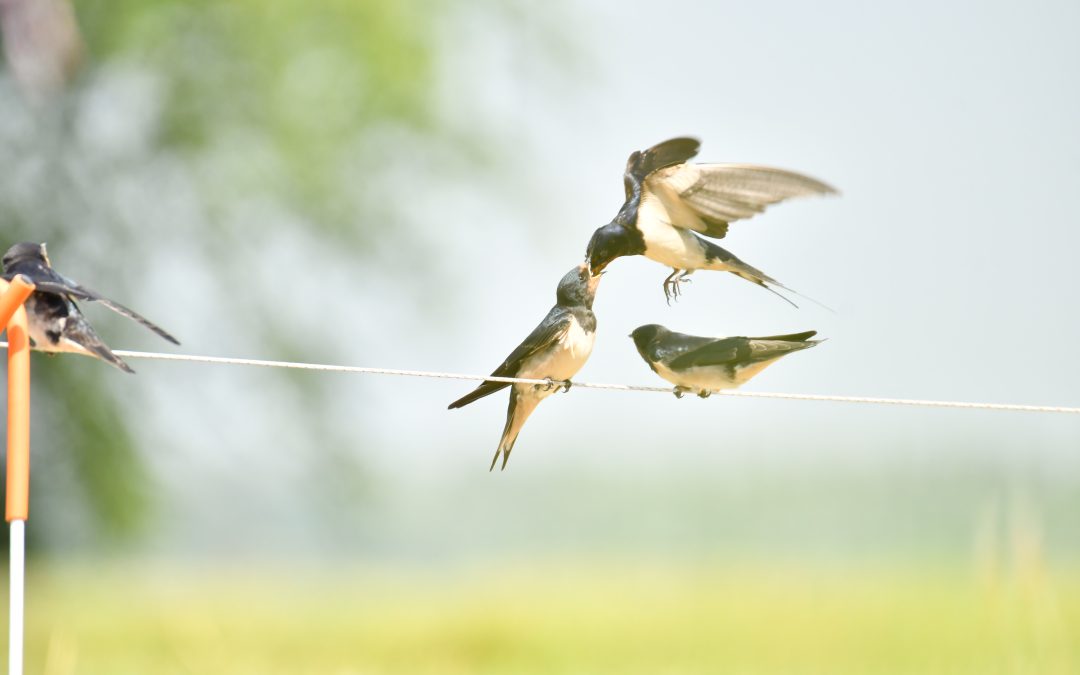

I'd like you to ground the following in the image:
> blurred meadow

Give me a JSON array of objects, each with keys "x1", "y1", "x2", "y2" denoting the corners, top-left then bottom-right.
[{"x1": 1, "y1": 0, "x2": 1079, "y2": 672}]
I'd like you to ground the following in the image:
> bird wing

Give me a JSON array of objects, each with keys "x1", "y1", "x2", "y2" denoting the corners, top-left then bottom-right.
[
  {"x1": 646, "y1": 163, "x2": 837, "y2": 239},
  {"x1": 448, "y1": 309, "x2": 572, "y2": 409},
  {"x1": 627, "y1": 137, "x2": 700, "y2": 180},
  {"x1": 751, "y1": 330, "x2": 818, "y2": 342},
  {"x1": 670, "y1": 333, "x2": 819, "y2": 370},
  {"x1": 667, "y1": 337, "x2": 746, "y2": 370},
  {"x1": 58, "y1": 314, "x2": 136, "y2": 374},
  {"x1": 29, "y1": 276, "x2": 180, "y2": 345}
]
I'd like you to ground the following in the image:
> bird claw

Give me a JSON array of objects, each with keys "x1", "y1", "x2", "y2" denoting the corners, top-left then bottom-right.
[
  {"x1": 697, "y1": 390, "x2": 712, "y2": 399},
  {"x1": 540, "y1": 378, "x2": 571, "y2": 393},
  {"x1": 663, "y1": 270, "x2": 691, "y2": 304},
  {"x1": 673, "y1": 386, "x2": 689, "y2": 399},
  {"x1": 541, "y1": 377, "x2": 571, "y2": 393}
]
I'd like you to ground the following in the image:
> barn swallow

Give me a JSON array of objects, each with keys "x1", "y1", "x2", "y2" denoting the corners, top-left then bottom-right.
[
  {"x1": 449, "y1": 263, "x2": 600, "y2": 470},
  {"x1": 1, "y1": 242, "x2": 179, "y2": 373},
  {"x1": 630, "y1": 324, "x2": 821, "y2": 398},
  {"x1": 586, "y1": 137, "x2": 835, "y2": 304}
]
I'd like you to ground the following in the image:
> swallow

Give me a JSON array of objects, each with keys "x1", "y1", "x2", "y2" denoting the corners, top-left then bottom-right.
[
  {"x1": 1, "y1": 242, "x2": 179, "y2": 373},
  {"x1": 630, "y1": 324, "x2": 821, "y2": 398},
  {"x1": 449, "y1": 263, "x2": 600, "y2": 470},
  {"x1": 586, "y1": 137, "x2": 836, "y2": 304}
]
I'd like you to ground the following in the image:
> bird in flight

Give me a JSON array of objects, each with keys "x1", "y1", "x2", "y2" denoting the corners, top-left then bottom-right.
[
  {"x1": 630, "y1": 323, "x2": 821, "y2": 398},
  {"x1": 586, "y1": 137, "x2": 835, "y2": 304},
  {"x1": 1, "y1": 242, "x2": 179, "y2": 373},
  {"x1": 449, "y1": 263, "x2": 600, "y2": 470}
]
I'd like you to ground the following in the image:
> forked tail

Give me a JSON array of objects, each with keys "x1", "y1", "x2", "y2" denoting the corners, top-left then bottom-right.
[
  {"x1": 490, "y1": 390, "x2": 541, "y2": 471},
  {"x1": 718, "y1": 253, "x2": 834, "y2": 312}
]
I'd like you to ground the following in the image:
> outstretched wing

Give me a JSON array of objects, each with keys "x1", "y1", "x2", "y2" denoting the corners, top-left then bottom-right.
[
  {"x1": 29, "y1": 277, "x2": 180, "y2": 345},
  {"x1": 626, "y1": 137, "x2": 700, "y2": 182},
  {"x1": 448, "y1": 309, "x2": 572, "y2": 409},
  {"x1": 647, "y1": 163, "x2": 837, "y2": 239}
]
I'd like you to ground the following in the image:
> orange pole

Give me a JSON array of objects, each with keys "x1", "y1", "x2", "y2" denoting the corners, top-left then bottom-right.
[{"x1": 0, "y1": 276, "x2": 35, "y2": 522}]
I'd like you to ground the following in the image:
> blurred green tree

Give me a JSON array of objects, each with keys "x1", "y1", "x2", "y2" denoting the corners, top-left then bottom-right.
[{"x1": 0, "y1": 0, "x2": 512, "y2": 545}]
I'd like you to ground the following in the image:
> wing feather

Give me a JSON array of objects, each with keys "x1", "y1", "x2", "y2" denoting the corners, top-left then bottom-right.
[
  {"x1": 667, "y1": 338, "x2": 743, "y2": 370},
  {"x1": 647, "y1": 163, "x2": 837, "y2": 239},
  {"x1": 448, "y1": 311, "x2": 571, "y2": 409},
  {"x1": 668, "y1": 333, "x2": 819, "y2": 370},
  {"x1": 31, "y1": 279, "x2": 180, "y2": 345}
]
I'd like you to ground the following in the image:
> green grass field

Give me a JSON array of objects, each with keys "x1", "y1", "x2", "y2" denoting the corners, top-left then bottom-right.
[{"x1": 12, "y1": 561, "x2": 1080, "y2": 674}]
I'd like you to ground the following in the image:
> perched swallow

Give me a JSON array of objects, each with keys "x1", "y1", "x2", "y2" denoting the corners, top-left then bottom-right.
[
  {"x1": 449, "y1": 263, "x2": 600, "y2": 470},
  {"x1": 1, "y1": 242, "x2": 179, "y2": 373},
  {"x1": 630, "y1": 324, "x2": 821, "y2": 398},
  {"x1": 586, "y1": 137, "x2": 835, "y2": 303}
]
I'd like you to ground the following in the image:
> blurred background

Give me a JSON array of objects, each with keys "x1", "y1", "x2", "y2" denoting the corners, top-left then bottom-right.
[{"x1": 1, "y1": 0, "x2": 1079, "y2": 672}]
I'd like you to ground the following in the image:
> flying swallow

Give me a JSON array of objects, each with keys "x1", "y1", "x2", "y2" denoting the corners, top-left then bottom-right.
[
  {"x1": 449, "y1": 263, "x2": 600, "y2": 470},
  {"x1": 630, "y1": 324, "x2": 821, "y2": 398},
  {"x1": 1, "y1": 242, "x2": 179, "y2": 373},
  {"x1": 586, "y1": 137, "x2": 835, "y2": 303}
]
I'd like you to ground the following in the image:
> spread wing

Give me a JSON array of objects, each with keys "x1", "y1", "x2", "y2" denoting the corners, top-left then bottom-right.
[
  {"x1": 28, "y1": 276, "x2": 180, "y2": 345},
  {"x1": 448, "y1": 309, "x2": 571, "y2": 409},
  {"x1": 623, "y1": 137, "x2": 700, "y2": 200},
  {"x1": 646, "y1": 163, "x2": 837, "y2": 239}
]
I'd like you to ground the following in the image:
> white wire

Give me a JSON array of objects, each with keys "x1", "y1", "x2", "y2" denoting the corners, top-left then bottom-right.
[
  {"x1": 2, "y1": 342, "x2": 1076, "y2": 414},
  {"x1": 99, "y1": 348, "x2": 1078, "y2": 415}
]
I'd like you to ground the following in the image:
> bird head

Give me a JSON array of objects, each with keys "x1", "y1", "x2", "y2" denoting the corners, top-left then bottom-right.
[
  {"x1": 629, "y1": 324, "x2": 667, "y2": 355},
  {"x1": 556, "y1": 262, "x2": 601, "y2": 310},
  {"x1": 2, "y1": 242, "x2": 49, "y2": 273},
  {"x1": 586, "y1": 222, "x2": 637, "y2": 276}
]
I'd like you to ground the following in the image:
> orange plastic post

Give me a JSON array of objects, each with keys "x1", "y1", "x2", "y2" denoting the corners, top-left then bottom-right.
[{"x1": 0, "y1": 276, "x2": 35, "y2": 522}]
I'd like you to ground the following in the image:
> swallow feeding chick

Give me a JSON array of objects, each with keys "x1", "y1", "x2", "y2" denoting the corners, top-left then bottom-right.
[{"x1": 586, "y1": 137, "x2": 835, "y2": 304}]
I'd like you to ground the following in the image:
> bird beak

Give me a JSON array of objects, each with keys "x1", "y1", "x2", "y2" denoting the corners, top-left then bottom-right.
[{"x1": 583, "y1": 265, "x2": 602, "y2": 294}]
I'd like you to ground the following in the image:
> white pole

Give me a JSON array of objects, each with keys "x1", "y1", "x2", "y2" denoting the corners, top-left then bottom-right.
[{"x1": 8, "y1": 519, "x2": 23, "y2": 675}]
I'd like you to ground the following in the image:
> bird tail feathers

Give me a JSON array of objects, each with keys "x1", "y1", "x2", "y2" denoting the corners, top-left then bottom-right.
[
  {"x1": 720, "y1": 257, "x2": 834, "y2": 312},
  {"x1": 62, "y1": 336, "x2": 135, "y2": 374},
  {"x1": 490, "y1": 391, "x2": 540, "y2": 471},
  {"x1": 448, "y1": 379, "x2": 509, "y2": 409}
]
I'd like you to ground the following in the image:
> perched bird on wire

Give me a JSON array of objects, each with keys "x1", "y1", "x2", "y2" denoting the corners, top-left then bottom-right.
[
  {"x1": 449, "y1": 263, "x2": 600, "y2": 470},
  {"x1": 630, "y1": 324, "x2": 821, "y2": 398},
  {"x1": 1, "y1": 242, "x2": 179, "y2": 373},
  {"x1": 585, "y1": 137, "x2": 835, "y2": 304}
]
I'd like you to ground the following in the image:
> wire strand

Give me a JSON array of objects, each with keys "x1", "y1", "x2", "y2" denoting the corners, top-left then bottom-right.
[
  {"x1": 2, "y1": 342, "x2": 1076, "y2": 414},
  {"x1": 16, "y1": 345, "x2": 1070, "y2": 416}
]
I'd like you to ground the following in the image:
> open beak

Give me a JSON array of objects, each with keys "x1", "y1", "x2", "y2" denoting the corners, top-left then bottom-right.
[{"x1": 578, "y1": 262, "x2": 602, "y2": 294}]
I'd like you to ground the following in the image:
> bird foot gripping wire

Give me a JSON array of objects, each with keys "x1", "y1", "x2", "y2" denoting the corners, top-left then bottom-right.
[
  {"x1": 543, "y1": 377, "x2": 572, "y2": 393},
  {"x1": 673, "y1": 386, "x2": 711, "y2": 399}
]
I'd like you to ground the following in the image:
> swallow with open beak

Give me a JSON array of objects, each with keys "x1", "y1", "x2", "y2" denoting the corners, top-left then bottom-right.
[
  {"x1": 449, "y1": 263, "x2": 601, "y2": 470},
  {"x1": 1, "y1": 242, "x2": 179, "y2": 373},
  {"x1": 630, "y1": 323, "x2": 821, "y2": 398},
  {"x1": 586, "y1": 137, "x2": 835, "y2": 304}
]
